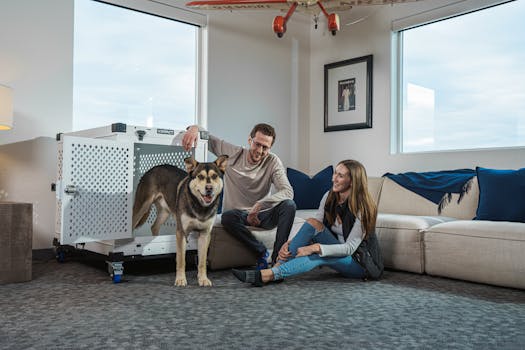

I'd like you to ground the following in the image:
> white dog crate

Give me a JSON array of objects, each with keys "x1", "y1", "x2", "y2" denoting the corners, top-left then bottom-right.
[{"x1": 54, "y1": 123, "x2": 208, "y2": 282}]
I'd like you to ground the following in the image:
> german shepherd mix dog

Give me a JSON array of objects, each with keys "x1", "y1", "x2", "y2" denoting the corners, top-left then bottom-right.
[{"x1": 132, "y1": 155, "x2": 228, "y2": 287}]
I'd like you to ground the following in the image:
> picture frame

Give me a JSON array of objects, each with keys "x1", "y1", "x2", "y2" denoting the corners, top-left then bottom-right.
[{"x1": 324, "y1": 55, "x2": 373, "y2": 132}]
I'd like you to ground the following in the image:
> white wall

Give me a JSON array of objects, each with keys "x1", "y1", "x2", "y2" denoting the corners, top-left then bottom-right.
[
  {"x1": 308, "y1": 0, "x2": 524, "y2": 176},
  {"x1": 0, "y1": 137, "x2": 57, "y2": 249},
  {"x1": 0, "y1": 0, "x2": 73, "y2": 145},
  {"x1": 206, "y1": 11, "x2": 310, "y2": 170}
]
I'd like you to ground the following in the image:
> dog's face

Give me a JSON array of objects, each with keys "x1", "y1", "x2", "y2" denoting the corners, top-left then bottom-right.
[{"x1": 185, "y1": 155, "x2": 228, "y2": 207}]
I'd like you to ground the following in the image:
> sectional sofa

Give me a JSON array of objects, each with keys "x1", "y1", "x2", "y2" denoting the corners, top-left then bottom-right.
[{"x1": 208, "y1": 168, "x2": 525, "y2": 290}]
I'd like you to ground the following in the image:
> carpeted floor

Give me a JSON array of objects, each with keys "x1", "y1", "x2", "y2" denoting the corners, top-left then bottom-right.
[{"x1": 1, "y1": 257, "x2": 524, "y2": 350}]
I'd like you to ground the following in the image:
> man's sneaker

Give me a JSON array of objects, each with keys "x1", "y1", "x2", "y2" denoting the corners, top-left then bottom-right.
[{"x1": 256, "y1": 250, "x2": 269, "y2": 270}]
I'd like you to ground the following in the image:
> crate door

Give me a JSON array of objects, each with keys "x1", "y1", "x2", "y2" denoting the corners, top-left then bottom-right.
[
  {"x1": 58, "y1": 136, "x2": 134, "y2": 244},
  {"x1": 132, "y1": 143, "x2": 193, "y2": 236}
]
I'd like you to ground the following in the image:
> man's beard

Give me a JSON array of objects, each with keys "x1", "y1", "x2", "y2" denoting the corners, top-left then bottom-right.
[{"x1": 249, "y1": 149, "x2": 263, "y2": 164}]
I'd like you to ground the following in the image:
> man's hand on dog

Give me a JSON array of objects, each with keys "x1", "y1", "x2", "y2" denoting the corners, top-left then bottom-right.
[
  {"x1": 247, "y1": 202, "x2": 262, "y2": 226},
  {"x1": 182, "y1": 125, "x2": 199, "y2": 151}
]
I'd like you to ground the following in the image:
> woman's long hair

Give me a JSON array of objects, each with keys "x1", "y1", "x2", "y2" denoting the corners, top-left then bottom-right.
[{"x1": 324, "y1": 160, "x2": 377, "y2": 238}]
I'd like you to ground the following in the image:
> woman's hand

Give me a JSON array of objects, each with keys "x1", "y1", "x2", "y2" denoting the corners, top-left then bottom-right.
[
  {"x1": 296, "y1": 243, "x2": 321, "y2": 257},
  {"x1": 277, "y1": 241, "x2": 292, "y2": 262}
]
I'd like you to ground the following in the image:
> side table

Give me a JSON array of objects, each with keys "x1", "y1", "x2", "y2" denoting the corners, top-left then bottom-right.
[{"x1": 0, "y1": 202, "x2": 32, "y2": 284}]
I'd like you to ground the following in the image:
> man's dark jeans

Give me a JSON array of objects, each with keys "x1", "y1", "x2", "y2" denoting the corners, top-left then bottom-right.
[{"x1": 221, "y1": 199, "x2": 297, "y2": 264}]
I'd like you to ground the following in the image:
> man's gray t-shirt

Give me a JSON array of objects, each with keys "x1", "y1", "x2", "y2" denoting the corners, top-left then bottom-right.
[{"x1": 208, "y1": 134, "x2": 293, "y2": 212}]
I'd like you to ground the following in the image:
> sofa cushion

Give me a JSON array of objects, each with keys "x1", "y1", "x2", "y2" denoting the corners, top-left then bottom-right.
[
  {"x1": 287, "y1": 166, "x2": 333, "y2": 209},
  {"x1": 475, "y1": 167, "x2": 525, "y2": 222},
  {"x1": 375, "y1": 213, "x2": 456, "y2": 274},
  {"x1": 424, "y1": 220, "x2": 525, "y2": 289},
  {"x1": 295, "y1": 209, "x2": 318, "y2": 220}
]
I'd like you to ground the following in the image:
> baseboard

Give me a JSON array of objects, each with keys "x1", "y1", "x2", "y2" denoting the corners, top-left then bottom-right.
[{"x1": 33, "y1": 248, "x2": 55, "y2": 261}]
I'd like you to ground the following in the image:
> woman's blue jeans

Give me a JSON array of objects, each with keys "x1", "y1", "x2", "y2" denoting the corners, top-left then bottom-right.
[{"x1": 271, "y1": 222, "x2": 365, "y2": 280}]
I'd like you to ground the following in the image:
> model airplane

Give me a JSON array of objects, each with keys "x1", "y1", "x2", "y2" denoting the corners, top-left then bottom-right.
[{"x1": 186, "y1": 0, "x2": 424, "y2": 38}]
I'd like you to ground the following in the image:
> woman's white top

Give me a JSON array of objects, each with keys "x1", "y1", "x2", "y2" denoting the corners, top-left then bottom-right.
[{"x1": 313, "y1": 192, "x2": 364, "y2": 258}]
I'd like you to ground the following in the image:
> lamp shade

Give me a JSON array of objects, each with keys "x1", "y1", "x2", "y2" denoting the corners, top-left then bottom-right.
[{"x1": 0, "y1": 85, "x2": 13, "y2": 130}]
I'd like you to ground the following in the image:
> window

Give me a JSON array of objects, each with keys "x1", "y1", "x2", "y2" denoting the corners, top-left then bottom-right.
[
  {"x1": 396, "y1": 0, "x2": 525, "y2": 153},
  {"x1": 73, "y1": 0, "x2": 200, "y2": 131}
]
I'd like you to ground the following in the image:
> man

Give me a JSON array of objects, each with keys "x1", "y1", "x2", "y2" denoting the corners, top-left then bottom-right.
[{"x1": 182, "y1": 123, "x2": 296, "y2": 269}]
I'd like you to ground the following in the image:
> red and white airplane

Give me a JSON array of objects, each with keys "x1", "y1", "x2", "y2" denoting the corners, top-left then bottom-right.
[{"x1": 185, "y1": 0, "x2": 423, "y2": 38}]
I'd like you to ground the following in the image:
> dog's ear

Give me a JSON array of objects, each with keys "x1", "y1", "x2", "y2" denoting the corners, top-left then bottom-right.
[
  {"x1": 214, "y1": 155, "x2": 228, "y2": 174},
  {"x1": 184, "y1": 157, "x2": 198, "y2": 173}
]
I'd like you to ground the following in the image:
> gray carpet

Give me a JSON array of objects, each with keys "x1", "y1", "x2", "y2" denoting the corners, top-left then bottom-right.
[{"x1": 1, "y1": 257, "x2": 524, "y2": 350}]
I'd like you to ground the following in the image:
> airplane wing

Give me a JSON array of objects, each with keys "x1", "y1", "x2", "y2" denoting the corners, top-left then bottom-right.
[
  {"x1": 185, "y1": 0, "x2": 422, "y2": 13},
  {"x1": 322, "y1": 0, "x2": 423, "y2": 12},
  {"x1": 185, "y1": 0, "x2": 352, "y2": 13},
  {"x1": 185, "y1": 0, "x2": 292, "y2": 11}
]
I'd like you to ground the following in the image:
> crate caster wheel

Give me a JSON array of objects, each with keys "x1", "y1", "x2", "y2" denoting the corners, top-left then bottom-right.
[
  {"x1": 107, "y1": 261, "x2": 124, "y2": 284},
  {"x1": 55, "y1": 248, "x2": 66, "y2": 263},
  {"x1": 112, "y1": 274, "x2": 122, "y2": 283}
]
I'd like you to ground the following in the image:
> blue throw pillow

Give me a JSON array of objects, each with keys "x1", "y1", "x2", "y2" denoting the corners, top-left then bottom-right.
[
  {"x1": 287, "y1": 166, "x2": 333, "y2": 210},
  {"x1": 475, "y1": 167, "x2": 525, "y2": 222}
]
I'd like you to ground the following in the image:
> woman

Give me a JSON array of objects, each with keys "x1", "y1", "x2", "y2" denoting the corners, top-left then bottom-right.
[{"x1": 232, "y1": 159, "x2": 382, "y2": 286}]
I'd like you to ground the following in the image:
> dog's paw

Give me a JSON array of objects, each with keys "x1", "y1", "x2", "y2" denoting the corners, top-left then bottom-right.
[
  {"x1": 174, "y1": 277, "x2": 187, "y2": 287},
  {"x1": 198, "y1": 277, "x2": 213, "y2": 287}
]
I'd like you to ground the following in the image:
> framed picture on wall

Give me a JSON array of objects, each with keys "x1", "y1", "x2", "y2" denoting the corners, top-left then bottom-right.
[{"x1": 324, "y1": 55, "x2": 373, "y2": 132}]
